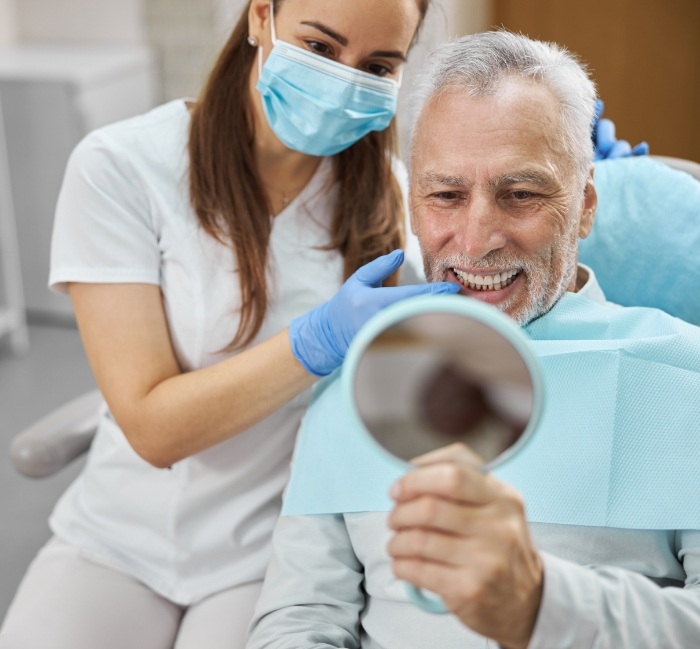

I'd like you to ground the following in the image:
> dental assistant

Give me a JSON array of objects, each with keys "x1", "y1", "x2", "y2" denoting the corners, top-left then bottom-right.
[{"x1": 0, "y1": 2, "x2": 456, "y2": 648}]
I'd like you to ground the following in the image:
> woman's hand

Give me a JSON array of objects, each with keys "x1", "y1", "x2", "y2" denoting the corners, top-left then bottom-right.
[{"x1": 288, "y1": 249, "x2": 460, "y2": 376}]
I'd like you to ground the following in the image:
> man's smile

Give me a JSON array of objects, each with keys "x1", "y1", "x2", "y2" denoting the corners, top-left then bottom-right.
[{"x1": 452, "y1": 267, "x2": 520, "y2": 291}]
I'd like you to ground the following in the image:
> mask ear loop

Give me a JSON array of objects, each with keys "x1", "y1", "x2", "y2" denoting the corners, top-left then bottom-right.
[
  {"x1": 269, "y1": 1, "x2": 278, "y2": 44},
  {"x1": 258, "y1": 1, "x2": 278, "y2": 78}
]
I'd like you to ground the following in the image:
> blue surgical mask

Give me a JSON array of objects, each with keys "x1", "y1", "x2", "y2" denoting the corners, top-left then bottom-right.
[{"x1": 255, "y1": 3, "x2": 401, "y2": 156}]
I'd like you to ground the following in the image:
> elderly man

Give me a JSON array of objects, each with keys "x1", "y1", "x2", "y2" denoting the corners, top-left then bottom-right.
[{"x1": 246, "y1": 32, "x2": 700, "y2": 649}]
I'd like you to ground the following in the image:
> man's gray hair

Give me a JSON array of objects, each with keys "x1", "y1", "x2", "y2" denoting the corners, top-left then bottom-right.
[{"x1": 410, "y1": 31, "x2": 597, "y2": 182}]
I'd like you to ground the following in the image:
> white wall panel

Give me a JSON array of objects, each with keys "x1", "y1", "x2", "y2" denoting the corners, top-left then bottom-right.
[
  {"x1": 0, "y1": 0, "x2": 19, "y2": 47},
  {"x1": 16, "y1": 0, "x2": 145, "y2": 44},
  {"x1": 398, "y1": 0, "x2": 492, "y2": 160}
]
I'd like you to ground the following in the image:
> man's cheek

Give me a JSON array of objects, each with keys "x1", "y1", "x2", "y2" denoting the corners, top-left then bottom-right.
[{"x1": 417, "y1": 212, "x2": 453, "y2": 251}]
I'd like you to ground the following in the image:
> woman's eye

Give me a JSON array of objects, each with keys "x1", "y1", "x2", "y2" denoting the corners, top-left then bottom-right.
[
  {"x1": 306, "y1": 40, "x2": 332, "y2": 56},
  {"x1": 366, "y1": 63, "x2": 392, "y2": 77}
]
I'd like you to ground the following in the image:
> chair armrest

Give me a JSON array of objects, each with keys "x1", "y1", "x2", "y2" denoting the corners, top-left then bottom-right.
[
  {"x1": 651, "y1": 155, "x2": 700, "y2": 182},
  {"x1": 11, "y1": 389, "x2": 103, "y2": 478}
]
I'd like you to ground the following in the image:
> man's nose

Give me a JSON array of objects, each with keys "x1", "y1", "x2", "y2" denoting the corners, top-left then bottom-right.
[{"x1": 454, "y1": 194, "x2": 507, "y2": 260}]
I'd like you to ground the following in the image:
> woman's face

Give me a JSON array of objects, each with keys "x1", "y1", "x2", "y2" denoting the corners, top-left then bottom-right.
[{"x1": 248, "y1": 0, "x2": 423, "y2": 81}]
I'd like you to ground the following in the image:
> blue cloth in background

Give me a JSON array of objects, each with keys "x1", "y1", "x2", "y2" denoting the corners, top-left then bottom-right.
[
  {"x1": 282, "y1": 292, "x2": 700, "y2": 529},
  {"x1": 582, "y1": 158, "x2": 700, "y2": 324}
]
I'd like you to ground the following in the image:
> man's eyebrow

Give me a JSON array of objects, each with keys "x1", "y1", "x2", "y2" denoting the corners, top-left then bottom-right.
[
  {"x1": 416, "y1": 171, "x2": 470, "y2": 188},
  {"x1": 300, "y1": 21, "x2": 407, "y2": 61},
  {"x1": 489, "y1": 170, "x2": 554, "y2": 190}
]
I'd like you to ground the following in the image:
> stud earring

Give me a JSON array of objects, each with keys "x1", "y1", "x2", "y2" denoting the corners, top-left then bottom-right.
[{"x1": 247, "y1": 35, "x2": 259, "y2": 47}]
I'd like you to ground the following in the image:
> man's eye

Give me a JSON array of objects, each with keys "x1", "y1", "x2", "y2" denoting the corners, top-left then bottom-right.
[
  {"x1": 434, "y1": 191, "x2": 460, "y2": 200},
  {"x1": 511, "y1": 190, "x2": 534, "y2": 200},
  {"x1": 428, "y1": 191, "x2": 463, "y2": 204}
]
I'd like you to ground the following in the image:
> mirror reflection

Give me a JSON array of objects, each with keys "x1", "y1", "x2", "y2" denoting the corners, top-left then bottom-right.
[{"x1": 353, "y1": 311, "x2": 535, "y2": 468}]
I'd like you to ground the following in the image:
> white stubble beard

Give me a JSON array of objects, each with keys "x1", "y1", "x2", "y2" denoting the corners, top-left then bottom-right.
[{"x1": 423, "y1": 229, "x2": 579, "y2": 326}]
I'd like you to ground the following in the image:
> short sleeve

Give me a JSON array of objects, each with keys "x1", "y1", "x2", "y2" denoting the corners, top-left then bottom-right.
[{"x1": 49, "y1": 129, "x2": 161, "y2": 294}]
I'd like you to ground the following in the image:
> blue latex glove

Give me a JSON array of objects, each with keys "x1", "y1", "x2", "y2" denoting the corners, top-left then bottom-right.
[
  {"x1": 593, "y1": 99, "x2": 649, "y2": 161},
  {"x1": 289, "y1": 249, "x2": 460, "y2": 376}
]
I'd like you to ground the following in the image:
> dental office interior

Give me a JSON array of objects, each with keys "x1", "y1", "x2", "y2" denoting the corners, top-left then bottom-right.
[{"x1": 0, "y1": 0, "x2": 698, "y2": 627}]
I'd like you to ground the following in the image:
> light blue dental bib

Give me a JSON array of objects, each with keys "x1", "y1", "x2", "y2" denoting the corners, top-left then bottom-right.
[{"x1": 282, "y1": 292, "x2": 700, "y2": 529}]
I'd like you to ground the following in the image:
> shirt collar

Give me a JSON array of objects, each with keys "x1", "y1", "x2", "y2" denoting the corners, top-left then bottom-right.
[{"x1": 575, "y1": 263, "x2": 608, "y2": 306}]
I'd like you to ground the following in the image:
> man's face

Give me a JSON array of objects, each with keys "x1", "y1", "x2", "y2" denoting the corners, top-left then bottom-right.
[{"x1": 410, "y1": 78, "x2": 597, "y2": 325}]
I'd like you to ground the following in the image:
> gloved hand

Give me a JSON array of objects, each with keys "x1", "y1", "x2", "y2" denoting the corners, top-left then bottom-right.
[
  {"x1": 593, "y1": 99, "x2": 649, "y2": 160},
  {"x1": 289, "y1": 249, "x2": 460, "y2": 376}
]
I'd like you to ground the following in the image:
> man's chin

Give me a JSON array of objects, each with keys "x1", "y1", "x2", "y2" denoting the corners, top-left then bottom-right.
[
  {"x1": 434, "y1": 262, "x2": 574, "y2": 327},
  {"x1": 450, "y1": 279, "x2": 550, "y2": 326}
]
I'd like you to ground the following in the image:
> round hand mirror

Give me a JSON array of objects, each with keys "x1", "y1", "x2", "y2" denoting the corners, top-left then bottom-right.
[{"x1": 342, "y1": 294, "x2": 544, "y2": 613}]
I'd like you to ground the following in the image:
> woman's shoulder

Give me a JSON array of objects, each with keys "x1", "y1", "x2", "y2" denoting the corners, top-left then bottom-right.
[{"x1": 73, "y1": 99, "x2": 191, "y2": 172}]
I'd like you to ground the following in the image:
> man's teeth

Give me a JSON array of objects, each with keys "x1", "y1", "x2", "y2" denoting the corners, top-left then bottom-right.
[{"x1": 453, "y1": 268, "x2": 518, "y2": 291}]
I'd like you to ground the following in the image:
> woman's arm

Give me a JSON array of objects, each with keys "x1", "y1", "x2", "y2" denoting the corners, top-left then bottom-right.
[
  {"x1": 70, "y1": 252, "x2": 458, "y2": 468},
  {"x1": 70, "y1": 282, "x2": 314, "y2": 468}
]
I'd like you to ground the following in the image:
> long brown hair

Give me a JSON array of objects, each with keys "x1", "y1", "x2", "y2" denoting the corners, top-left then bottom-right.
[{"x1": 189, "y1": 0, "x2": 430, "y2": 349}]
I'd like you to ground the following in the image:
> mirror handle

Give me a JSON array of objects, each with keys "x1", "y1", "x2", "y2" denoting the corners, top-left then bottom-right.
[{"x1": 405, "y1": 583, "x2": 448, "y2": 614}]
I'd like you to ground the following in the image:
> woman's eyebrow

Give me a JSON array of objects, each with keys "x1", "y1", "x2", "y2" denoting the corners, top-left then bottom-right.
[
  {"x1": 371, "y1": 50, "x2": 407, "y2": 61},
  {"x1": 300, "y1": 21, "x2": 348, "y2": 46},
  {"x1": 300, "y1": 21, "x2": 407, "y2": 61}
]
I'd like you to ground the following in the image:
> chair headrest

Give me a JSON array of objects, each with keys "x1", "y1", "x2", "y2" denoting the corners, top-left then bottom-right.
[{"x1": 580, "y1": 157, "x2": 700, "y2": 325}]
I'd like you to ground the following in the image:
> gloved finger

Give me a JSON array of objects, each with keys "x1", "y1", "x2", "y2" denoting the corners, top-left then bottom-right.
[
  {"x1": 353, "y1": 249, "x2": 405, "y2": 286},
  {"x1": 594, "y1": 118, "x2": 616, "y2": 154},
  {"x1": 377, "y1": 281, "x2": 460, "y2": 304},
  {"x1": 594, "y1": 98, "x2": 604, "y2": 122},
  {"x1": 631, "y1": 141, "x2": 649, "y2": 156},
  {"x1": 607, "y1": 139, "x2": 632, "y2": 159},
  {"x1": 426, "y1": 281, "x2": 461, "y2": 294}
]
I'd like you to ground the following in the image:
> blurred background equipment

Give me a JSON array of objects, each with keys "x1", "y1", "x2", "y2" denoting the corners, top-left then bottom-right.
[
  {"x1": 0, "y1": 45, "x2": 159, "y2": 321},
  {"x1": 0, "y1": 94, "x2": 28, "y2": 354}
]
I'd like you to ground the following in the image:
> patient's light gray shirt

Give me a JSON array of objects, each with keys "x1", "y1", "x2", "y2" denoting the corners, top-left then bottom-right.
[
  {"x1": 247, "y1": 270, "x2": 700, "y2": 649},
  {"x1": 249, "y1": 515, "x2": 700, "y2": 649}
]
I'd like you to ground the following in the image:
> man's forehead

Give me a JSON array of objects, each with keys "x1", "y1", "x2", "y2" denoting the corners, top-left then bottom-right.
[
  {"x1": 411, "y1": 80, "x2": 565, "y2": 183},
  {"x1": 419, "y1": 78, "x2": 560, "y2": 127}
]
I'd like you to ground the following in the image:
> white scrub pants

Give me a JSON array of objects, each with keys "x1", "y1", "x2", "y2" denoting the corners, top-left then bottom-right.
[{"x1": 0, "y1": 537, "x2": 263, "y2": 649}]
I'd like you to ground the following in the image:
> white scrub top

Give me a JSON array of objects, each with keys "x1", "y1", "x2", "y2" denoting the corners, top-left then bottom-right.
[{"x1": 48, "y1": 99, "x2": 378, "y2": 604}]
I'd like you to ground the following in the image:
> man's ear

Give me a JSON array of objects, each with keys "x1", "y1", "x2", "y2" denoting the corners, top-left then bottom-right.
[
  {"x1": 578, "y1": 166, "x2": 597, "y2": 240},
  {"x1": 248, "y1": 0, "x2": 271, "y2": 43}
]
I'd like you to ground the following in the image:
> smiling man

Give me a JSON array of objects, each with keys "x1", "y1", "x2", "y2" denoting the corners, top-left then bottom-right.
[
  {"x1": 246, "y1": 32, "x2": 700, "y2": 649},
  {"x1": 410, "y1": 56, "x2": 596, "y2": 326}
]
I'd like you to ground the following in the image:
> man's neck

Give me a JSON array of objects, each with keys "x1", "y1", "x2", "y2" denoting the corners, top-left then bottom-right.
[{"x1": 574, "y1": 265, "x2": 589, "y2": 293}]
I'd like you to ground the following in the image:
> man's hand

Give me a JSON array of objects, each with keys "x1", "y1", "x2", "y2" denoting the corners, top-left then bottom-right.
[{"x1": 387, "y1": 443, "x2": 543, "y2": 649}]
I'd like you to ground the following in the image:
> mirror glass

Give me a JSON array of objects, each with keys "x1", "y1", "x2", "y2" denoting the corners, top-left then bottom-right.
[{"x1": 353, "y1": 310, "x2": 538, "y2": 469}]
